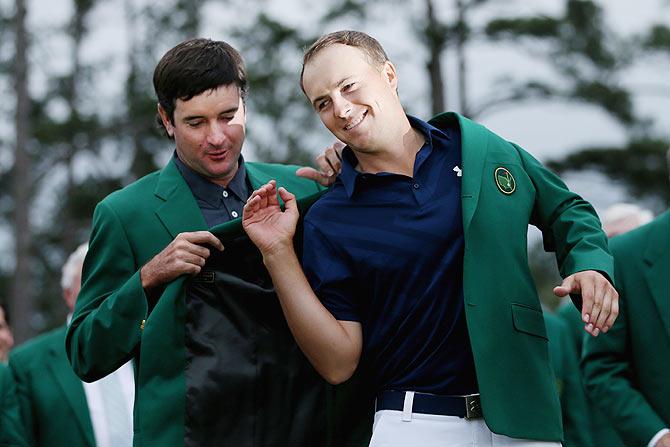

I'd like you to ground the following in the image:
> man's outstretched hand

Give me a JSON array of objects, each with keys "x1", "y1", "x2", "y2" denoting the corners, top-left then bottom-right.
[
  {"x1": 243, "y1": 180, "x2": 299, "y2": 256},
  {"x1": 554, "y1": 270, "x2": 619, "y2": 337}
]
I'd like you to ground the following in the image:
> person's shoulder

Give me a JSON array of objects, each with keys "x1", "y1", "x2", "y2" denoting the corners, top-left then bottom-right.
[
  {"x1": 303, "y1": 182, "x2": 348, "y2": 225},
  {"x1": 9, "y1": 326, "x2": 67, "y2": 366},
  {"x1": 246, "y1": 161, "x2": 322, "y2": 193},
  {"x1": 429, "y1": 111, "x2": 521, "y2": 155},
  {"x1": 102, "y1": 170, "x2": 161, "y2": 206},
  {"x1": 609, "y1": 210, "x2": 669, "y2": 256}
]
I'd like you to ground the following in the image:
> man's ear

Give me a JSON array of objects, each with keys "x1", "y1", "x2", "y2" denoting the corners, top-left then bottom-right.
[
  {"x1": 383, "y1": 61, "x2": 398, "y2": 91},
  {"x1": 157, "y1": 103, "x2": 174, "y2": 138}
]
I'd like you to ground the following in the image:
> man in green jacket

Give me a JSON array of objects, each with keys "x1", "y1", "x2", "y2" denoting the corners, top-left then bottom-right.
[
  {"x1": 582, "y1": 210, "x2": 670, "y2": 447},
  {"x1": 0, "y1": 363, "x2": 27, "y2": 447},
  {"x1": 10, "y1": 244, "x2": 134, "y2": 447},
  {"x1": 543, "y1": 311, "x2": 593, "y2": 447},
  {"x1": 65, "y1": 38, "x2": 357, "y2": 447},
  {"x1": 0, "y1": 304, "x2": 26, "y2": 447},
  {"x1": 557, "y1": 202, "x2": 652, "y2": 447},
  {"x1": 243, "y1": 30, "x2": 618, "y2": 446}
]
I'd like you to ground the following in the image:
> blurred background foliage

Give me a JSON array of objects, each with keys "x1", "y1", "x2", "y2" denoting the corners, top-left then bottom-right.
[{"x1": 0, "y1": 0, "x2": 667, "y2": 341}]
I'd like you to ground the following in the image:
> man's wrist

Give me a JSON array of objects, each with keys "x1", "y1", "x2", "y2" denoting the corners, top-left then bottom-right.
[
  {"x1": 262, "y1": 240, "x2": 297, "y2": 267},
  {"x1": 140, "y1": 264, "x2": 154, "y2": 290}
]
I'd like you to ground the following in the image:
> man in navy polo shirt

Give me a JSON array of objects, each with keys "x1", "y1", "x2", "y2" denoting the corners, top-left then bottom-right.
[{"x1": 243, "y1": 30, "x2": 618, "y2": 446}]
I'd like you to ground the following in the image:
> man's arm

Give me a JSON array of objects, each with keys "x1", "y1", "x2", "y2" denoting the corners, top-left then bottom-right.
[
  {"x1": 516, "y1": 144, "x2": 618, "y2": 336},
  {"x1": 66, "y1": 200, "x2": 222, "y2": 381},
  {"x1": 243, "y1": 180, "x2": 362, "y2": 384}
]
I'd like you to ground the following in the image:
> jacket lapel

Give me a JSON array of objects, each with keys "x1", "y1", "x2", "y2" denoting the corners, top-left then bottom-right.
[
  {"x1": 428, "y1": 112, "x2": 488, "y2": 234},
  {"x1": 154, "y1": 159, "x2": 207, "y2": 237},
  {"x1": 643, "y1": 212, "x2": 670, "y2": 340},
  {"x1": 47, "y1": 331, "x2": 95, "y2": 446},
  {"x1": 246, "y1": 163, "x2": 276, "y2": 191}
]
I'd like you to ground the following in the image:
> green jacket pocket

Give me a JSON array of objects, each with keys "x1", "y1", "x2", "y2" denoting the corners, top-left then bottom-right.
[{"x1": 511, "y1": 303, "x2": 548, "y2": 340}]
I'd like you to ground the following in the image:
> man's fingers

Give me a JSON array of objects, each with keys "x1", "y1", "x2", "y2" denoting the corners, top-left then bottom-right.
[
  {"x1": 176, "y1": 251, "x2": 208, "y2": 269},
  {"x1": 178, "y1": 231, "x2": 224, "y2": 251},
  {"x1": 594, "y1": 288, "x2": 612, "y2": 332},
  {"x1": 278, "y1": 186, "x2": 297, "y2": 211},
  {"x1": 315, "y1": 153, "x2": 335, "y2": 177},
  {"x1": 266, "y1": 180, "x2": 280, "y2": 207},
  {"x1": 244, "y1": 194, "x2": 261, "y2": 216},
  {"x1": 604, "y1": 290, "x2": 619, "y2": 331},
  {"x1": 295, "y1": 167, "x2": 328, "y2": 183},
  {"x1": 323, "y1": 146, "x2": 342, "y2": 173}
]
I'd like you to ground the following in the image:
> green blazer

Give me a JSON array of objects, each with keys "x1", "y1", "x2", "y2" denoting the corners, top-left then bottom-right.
[
  {"x1": 544, "y1": 312, "x2": 593, "y2": 447},
  {"x1": 582, "y1": 210, "x2": 670, "y2": 447},
  {"x1": 427, "y1": 112, "x2": 613, "y2": 441},
  {"x1": 557, "y1": 302, "x2": 626, "y2": 446},
  {"x1": 9, "y1": 327, "x2": 94, "y2": 447},
  {"x1": 65, "y1": 160, "x2": 329, "y2": 446},
  {"x1": 0, "y1": 363, "x2": 28, "y2": 447}
]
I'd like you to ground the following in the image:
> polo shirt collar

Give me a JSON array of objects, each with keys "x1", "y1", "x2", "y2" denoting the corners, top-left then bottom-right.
[
  {"x1": 338, "y1": 115, "x2": 451, "y2": 198},
  {"x1": 173, "y1": 152, "x2": 248, "y2": 207}
]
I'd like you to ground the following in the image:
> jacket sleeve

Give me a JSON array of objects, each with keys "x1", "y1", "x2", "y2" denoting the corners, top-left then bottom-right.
[
  {"x1": 65, "y1": 200, "x2": 149, "y2": 382},
  {"x1": 581, "y1": 277, "x2": 666, "y2": 446},
  {"x1": 515, "y1": 144, "x2": 614, "y2": 283}
]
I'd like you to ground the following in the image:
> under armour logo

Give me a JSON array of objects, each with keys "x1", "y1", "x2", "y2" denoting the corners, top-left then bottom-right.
[{"x1": 453, "y1": 166, "x2": 462, "y2": 177}]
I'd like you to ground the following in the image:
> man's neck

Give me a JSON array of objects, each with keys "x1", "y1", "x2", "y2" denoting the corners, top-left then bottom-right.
[{"x1": 354, "y1": 115, "x2": 425, "y2": 177}]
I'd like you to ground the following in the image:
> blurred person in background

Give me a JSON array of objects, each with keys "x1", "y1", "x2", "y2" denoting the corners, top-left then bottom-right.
[
  {"x1": 557, "y1": 202, "x2": 653, "y2": 446},
  {"x1": 9, "y1": 243, "x2": 134, "y2": 447},
  {"x1": 0, "y1": 303, "x2": 27, "y2": 446},
  {"x1": 582, "y1": 154, "x2": 670, "y2": 447},
  {"x1": 1, "y1": 361, "x2": 27, "y2": 447},
  {"x1": 0, "y1": 304, "x2": 14, "y2": 363},
  {"x1": 582, "y1": 208, "x2": 670, "y2": 447},
  {"x1": 543, "y1": 311, "x2": 593, "y2": 447},
  {"x1": 601, "y1": 203, "x2": 654, "y2": 237}
]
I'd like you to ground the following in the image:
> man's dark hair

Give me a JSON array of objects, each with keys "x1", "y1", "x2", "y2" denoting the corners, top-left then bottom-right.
[
  {"x1": 0, "y1": 303, "x2": 9, "y2": 326},
  {"x1": 153, "y1": 38, "x2": 248, "y2": 138}
]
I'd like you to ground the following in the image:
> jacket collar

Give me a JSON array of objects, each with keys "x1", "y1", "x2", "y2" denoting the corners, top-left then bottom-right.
[
  {"x1": 642, "y1": 211, "x2": 670, "y2": 339},
  {"x1": 428, "y1": 112, "x2": 488, "y2": 234},
  {"x1": 48, "y1": 327, "x2": 95, "y2": 446}
]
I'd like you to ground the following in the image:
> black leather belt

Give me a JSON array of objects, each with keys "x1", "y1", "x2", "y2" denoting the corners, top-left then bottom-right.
[{"x1": 375, "y1": 390, "x2": 483, "y2": 419}]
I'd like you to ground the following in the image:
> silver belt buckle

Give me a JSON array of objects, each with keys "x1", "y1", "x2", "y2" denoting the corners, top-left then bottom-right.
[{"x1": 464, "y1": 394, "x2": 482, "y2": 419}]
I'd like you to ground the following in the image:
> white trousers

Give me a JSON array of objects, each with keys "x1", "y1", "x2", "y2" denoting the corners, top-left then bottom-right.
[{"x1": 369, "y1": 410, "x2": 562, "y2": 447}]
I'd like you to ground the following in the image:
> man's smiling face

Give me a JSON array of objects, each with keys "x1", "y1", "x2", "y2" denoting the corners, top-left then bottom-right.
[{"x1": 302, "y1": 44, "x2": 399, "y2": 154}]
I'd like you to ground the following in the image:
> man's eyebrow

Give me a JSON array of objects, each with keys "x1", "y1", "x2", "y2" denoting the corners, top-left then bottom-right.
[
  {"x1": 182, "y1": 106, "x2": 239, "y2": 121},
  {"x1": 311, "y1": 77, "x2": 351, "y2": 108}
]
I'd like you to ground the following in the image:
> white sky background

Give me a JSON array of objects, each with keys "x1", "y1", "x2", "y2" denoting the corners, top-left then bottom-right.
[{"x1": 18, "y1": 0, "x2": 670, "y2": 216}]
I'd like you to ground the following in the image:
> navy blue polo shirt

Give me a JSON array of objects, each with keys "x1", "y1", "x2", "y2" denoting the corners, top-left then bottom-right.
[{"x1": 302, "y1": 116, "x2": 478, "y2": 396}]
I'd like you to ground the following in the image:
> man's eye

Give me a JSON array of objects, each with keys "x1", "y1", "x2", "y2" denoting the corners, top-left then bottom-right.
[
  {"x1": 187, "y1": 121, "x2": 202, "y2": 128},
  {"x1": 342, "y1": 83, "x2": 354, "y2": 91},
  {"x1": 317, "y1": 100, "x2": 330, "y2": 111}
]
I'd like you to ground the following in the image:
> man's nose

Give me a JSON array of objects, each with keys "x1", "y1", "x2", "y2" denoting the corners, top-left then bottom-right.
[
  {"x1": 333, "y1": 97, "x2": 351, "y2": 120},
  {"x1": 207, "y1": 122, "x2": 227, "y2": 146}
]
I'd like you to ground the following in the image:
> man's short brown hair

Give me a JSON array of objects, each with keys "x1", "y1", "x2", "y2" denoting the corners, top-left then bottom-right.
[{"x1": 300, "y1": 30, "x2": 389, "y2": 92}]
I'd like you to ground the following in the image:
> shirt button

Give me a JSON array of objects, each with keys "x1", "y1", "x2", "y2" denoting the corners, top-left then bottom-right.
[
  {"x1": 222, "y1": 190, "x2": 229, "y2": 198},
  {"x1": 231, "y1": 211, "x2": 239, "y2": 218},
  {"x1": 413, "y1": 183, "x2": 420, "y2": 189}
]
